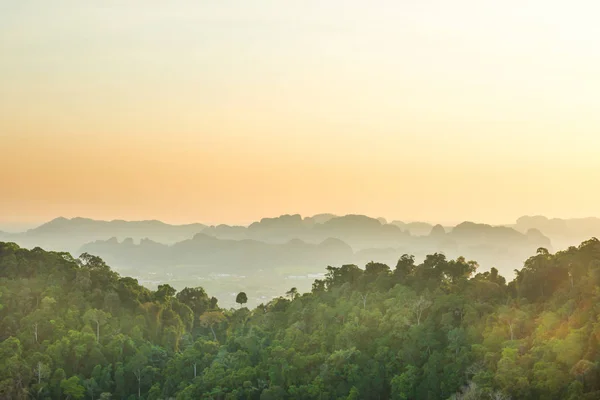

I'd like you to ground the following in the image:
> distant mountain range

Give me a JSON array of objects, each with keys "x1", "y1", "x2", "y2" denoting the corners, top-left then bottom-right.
[
  {"x1": 78, "y1": 219, "x2": 549, "y2": 276},
  {"x1": 0, "y1": 217, "x2": 207, "y2": 253},
  {"x1": 2, "y1": 213, "x2": 598, "y2": 278},
  {"x1": 0, "y1": 213, "x2": 561, "y2": 250},
  {"x1": 510, "y1": 215, "x2": 600, "y2": 249},
  {"x1": 81, "y1": 234, "x2": 355, "y2": 272}
]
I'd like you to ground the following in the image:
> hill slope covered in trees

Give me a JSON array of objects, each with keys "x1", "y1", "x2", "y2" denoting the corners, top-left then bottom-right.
[{"x1": 1, "y1": 239, "x2": 600, "y2": 399}]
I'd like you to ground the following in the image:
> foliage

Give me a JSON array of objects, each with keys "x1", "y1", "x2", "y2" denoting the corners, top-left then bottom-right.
[
  {"x1": 235, "y1": 292, "x2": 248, "y2": 308},
  {"x1": 2, "y1": 239, "x2": 600, "y2": 399}
]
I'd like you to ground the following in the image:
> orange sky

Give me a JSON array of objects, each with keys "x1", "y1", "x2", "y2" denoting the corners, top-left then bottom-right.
[{"x1": 2, "y1": 1, "x2": 600, "y2": 227}]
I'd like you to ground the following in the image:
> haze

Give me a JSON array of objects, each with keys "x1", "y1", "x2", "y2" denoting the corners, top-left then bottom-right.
[{"x1": 2, "y1": 1, "x2": 600, "y2": 226}]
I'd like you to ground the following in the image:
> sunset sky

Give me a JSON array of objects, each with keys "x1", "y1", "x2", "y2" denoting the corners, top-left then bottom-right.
[{"x1": 2, "y1": 1, "x2": 600, "y2": 229}]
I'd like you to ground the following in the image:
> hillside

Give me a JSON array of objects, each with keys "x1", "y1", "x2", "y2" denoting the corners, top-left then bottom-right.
[{"x1": 2, "y1": 239, "x2": 600, "y2": 399}]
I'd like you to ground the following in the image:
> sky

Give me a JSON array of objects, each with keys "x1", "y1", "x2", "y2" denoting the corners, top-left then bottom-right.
[{"x1": 2, "y1": 0, "x2": 600, "y2": 228}]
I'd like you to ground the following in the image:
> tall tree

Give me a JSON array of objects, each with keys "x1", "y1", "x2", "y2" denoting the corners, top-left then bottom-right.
[
  {"x1": 236, "y1": 292, "x2": 248, "y2": 308},
  {"x1": 199, "y1": 311, "x2": 225, "y2": 342},
  {"x1": 83, "y1": 309, "x2": 110, "y2": 343},
  {"x1": 286, "y1": 287, "x2": 298, "y2": 301}
]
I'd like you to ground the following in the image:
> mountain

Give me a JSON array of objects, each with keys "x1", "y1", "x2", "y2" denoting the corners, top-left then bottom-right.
[
  {"x1": 81, "y1": 234, "x2": 354, "y2": 272},
  {"x1": 198, "y1": 214, "x2": 411, "y2": 249},
  {"x1": 29, "y1": 217, "x2": 207, "y2": 239},
  {"x1": 390, "y1": 220, "x2": 435, "y2": 236},
  {"x1": 512, "y1": 215, "x2": 600, "y2": 250},
  {"x1": 313, "y1": 215, "x2": 408, "y2": 249},
  {"x1": 4, "y1": 214, "x2": 499, "y2": 254},
  {"x1": 429, "y1": 224, "x2": 446, "y2": 238},
  {"x1": 205, "y1": 214, "x2": 406, "y2": 248},
  {"x1": 303, "y1": 213, "x2": 338, "y2": 225},
  {"x1": 246, "y1": 214, "x2": 309, "y2": 242},
  {"x1": 2, "y1": 217, "x2": 207, "y2": 253},
  {"x1": 1, "y1": 214, "x2": 554, "y2": 282},
  {"x1": 450, "y1": 221, "x2": 551, "y2": 247}
]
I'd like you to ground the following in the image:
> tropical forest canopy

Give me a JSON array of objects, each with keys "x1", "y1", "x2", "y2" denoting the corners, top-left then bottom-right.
[{"x1": 2, "y1": 238, "x2": 600, "y2": 399}]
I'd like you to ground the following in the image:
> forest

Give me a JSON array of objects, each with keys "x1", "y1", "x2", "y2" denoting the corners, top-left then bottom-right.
[{"x1": 1, "y1": 238, "x2": 600, "y2": 399}]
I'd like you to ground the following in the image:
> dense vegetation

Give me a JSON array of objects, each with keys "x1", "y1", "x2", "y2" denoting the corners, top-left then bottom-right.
[{"x1": 1, "y1": 238, "x2": 600, "y2": 399}]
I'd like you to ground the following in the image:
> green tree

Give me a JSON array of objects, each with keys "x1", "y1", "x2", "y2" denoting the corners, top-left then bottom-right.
[
  {"x1": 84, "y1": 378, "x2": 100, "y2": 400},
  {"x1": 286, "y1": 287, "x2": 298, "y2": 301},
  {"x1": 236, "y1": 292, "x2": 248, "y2": 308},
  {"x1": 199, "y1": 311, "x2": 226, "y2": 342},
  {"x1": 83, "y1": 308, "x2": 110, "y2": 343},
  {"x1": 127, "y1": 351, "x2": 148, "y2": 399},
  {"x1": 176, "y1": 287, "x2": 211, "y2": 316},
  {"x1": 61, "y1": 376, "x2": 85, "y2": 400}
]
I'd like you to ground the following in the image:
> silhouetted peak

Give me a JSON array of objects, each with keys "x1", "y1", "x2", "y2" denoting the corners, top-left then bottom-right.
[
  {"x1": 71, "y1": 217, "x2": 95, "y2": 223},
  {"x1": 39, "y1": 216, "x2": 69, "y2": 226},
  {"x1": 321, "y1": 215, "x2": 382, "y2": 229},
  {"x1": 389, "y1": 221, "x2": 435, "y2": 236},
  {"x1": 453, "y1": 221, "x2": 489, "y2": 230},
  {"x1": 304, "y1": 213, "x2": 337, "y2": 225},
  {"x1": 26, "y1": 217, "x2": 73, "y2": 234},
  {"x1": 525, "y1": 228, "x2": 552, "y2": 247},
  {"x1": 516, "y1": 215, "x2": 549, "y2": 224},
  {"x1": 430, "y1": 224, "x2": 446, "y2": 237},
  {"x1": 249, "y1": 214, "x2": 304, "y2": 230}
]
